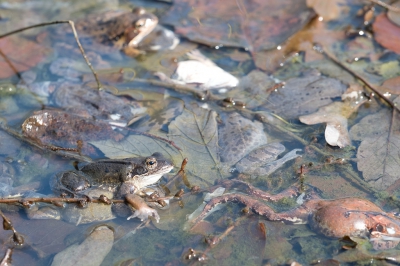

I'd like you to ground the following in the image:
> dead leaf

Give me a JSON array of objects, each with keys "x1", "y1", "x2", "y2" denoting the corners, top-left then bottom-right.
[
  {"x1": 380, "y1": 76, "x2": 400, "y2": 94},
  {"x1": 373, "y1": 13, "x2": 400, "y2": 54},
  {"x1": 349, "y1": 109, "x2": 400, "y2": 190},
  {"x1": 226, "y1": 70, "x2": 275, "y2": 109},
  {"x1": 262, "y1": 70, "x2": 347, "y2": 120},
  {"x1": 0, "y1": 36, "x2": 51, "y2": 79},
  {"x1": 89, "y1": 133, "x2": 182, "y2": 164},
  {"x1": 218, "y1": 112, "x2": 267, "y2": 166},
  {"x1": 168, "y1": 104, "x2": 221, "y2": 187},
  {"x1": 162, "y1": 0, "x2": 313, "y2": 52},
  {"x1": 299, "y1": 85, "x2": 366, "y2": 148},
  {"x1": 306, "y1": 0, "x2": 347, "y2": 21},
  {"x1": 300, "y1": 101, "x2": 360, "y2": 148}
]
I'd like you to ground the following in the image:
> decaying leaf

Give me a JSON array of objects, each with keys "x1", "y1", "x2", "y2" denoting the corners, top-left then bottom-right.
[
  {"x1": 262, "y1": 70, "x2": 347, "y2": 119},
  {"x1": 226, "y1": 70, "x2": 276, "y2": 109},
  {"x1": 373, "y1": 13, "x2": 400, "y2": 54},
  {"x1": 162, "y1": 0, "x2": 313, "y2": 52},
  {"x1": 89, "y1": 133, "x2": 182, "y2": 164},
  {"x1": 155, "y1": 50, "x2": 238, "y2": 91},
  {"x1": 218, "y1": 112, "x2": 267, "y2": 166},
  {"x1": 306, "y1": 0, "x2": 347, "y2": 21},
  {"x1": 0, "y1": 36, "x2": 51, "y2": 79},
  {"x1": 300, "y1": 85, "x2": 366, "y2": 148},
  {"x1": 168, "y1": 104, "x2": 221, "y2": 186},
  {"x1": 349, "y1": 109, "x2": 400, "y2": 190}
]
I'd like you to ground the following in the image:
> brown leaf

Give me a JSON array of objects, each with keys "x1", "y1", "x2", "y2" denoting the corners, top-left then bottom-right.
[
  {"x1": 306, "y1": 0, "x2": 347, "y2": 21},
  {"x1": 381, "y1": 76, "x2": 400, "y2": 94},
  {"x1": 162, "y1": 0, "x2": 313, "y2": 52},
  {"x1": 0, "y1": 36, "x2": 51, "y2": 79},
  {"x1": 373, "y1": 13, "x2": 400, "y2": 54}
]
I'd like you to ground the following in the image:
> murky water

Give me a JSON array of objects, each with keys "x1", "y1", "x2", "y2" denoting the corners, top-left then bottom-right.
[{"x1": 0, "y1": 0, "x2": 400, "y2": 265}]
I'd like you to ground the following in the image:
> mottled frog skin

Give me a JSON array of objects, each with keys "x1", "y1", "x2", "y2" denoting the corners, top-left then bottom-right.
[
  {"x1": 48, "y1": 153, "x2": 174, "y2": 223},
  {"x1": 51, "y1": 153, "x2": 173, "y2": 195}
]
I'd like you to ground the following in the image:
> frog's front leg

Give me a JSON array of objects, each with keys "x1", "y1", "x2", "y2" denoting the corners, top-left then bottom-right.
[
  {"x1": 125, "y1": 194, "x2": 160, "y2": 223},
  {"x1": 190, "y1": 193, "x2": 309, "y2": 228},
  {"x1": 114, "y1": 181, "x2": 160, "y2": 222}
]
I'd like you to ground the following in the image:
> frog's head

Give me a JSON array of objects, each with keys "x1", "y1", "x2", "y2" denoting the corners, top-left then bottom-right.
[
  {"x1": 367, "y1": 212, "x2": 400, "y2": 250},
  {"x1": 125, "y1": 7, "x2": 158, "y2": 47},
  {"x1": 127, "y1": 153, "x2": 174, "y2": 188}
]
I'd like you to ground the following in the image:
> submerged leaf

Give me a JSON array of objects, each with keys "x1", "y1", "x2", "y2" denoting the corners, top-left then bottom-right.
[
  {"x1": 89, "y1": 133, "x2": 182, "y2": 164},
  {"x1": 349, "y1": 109, "x2": 400, "y2": 190},
  {"x1": 263, "y1": 71, "x2": 347, "y2": 119},
  {"x1": 168, "y1": 104, "x2": 221, "y2": 186},
  {"x1": 162, "y1": 0, "x2": 313, "y2": 52},
  {"x1": 0, "y1": 36, "x2": 51, "y2": 79}
]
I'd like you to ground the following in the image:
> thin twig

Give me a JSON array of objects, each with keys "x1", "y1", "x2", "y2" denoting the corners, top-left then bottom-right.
[
  {"x1": 134, "y1": 78, "x2": 211, "y2": 100},
  {"x1": 0, "y1": 196, "x2": 124, "y2": 204},
  {"x1": 0, "y1": 248, "x2": 12, "y2": 266},
  {"x1": 0, "y1": 21, "x2": 102, "y2": 90},
  {"x1": 320, "y1": 45, "x2": 397, "y2": 111}
]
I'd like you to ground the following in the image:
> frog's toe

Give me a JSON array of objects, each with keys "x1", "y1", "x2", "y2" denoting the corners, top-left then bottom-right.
[{"x1": 127, "y1": 207, "x2": 160, "y2": 223}]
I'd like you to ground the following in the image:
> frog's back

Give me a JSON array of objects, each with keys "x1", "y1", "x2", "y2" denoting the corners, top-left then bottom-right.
[{"x1": 80, "y1": 159, "x2": 135, "y2": 188}]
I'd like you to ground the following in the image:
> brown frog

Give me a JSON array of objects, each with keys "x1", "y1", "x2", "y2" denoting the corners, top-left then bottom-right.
[
  {"x1": 190, "y1": 180, "x2": 400, "y2": 250},
  {"x1": 49, "y1": 153, "x2": 174, "y2": 223},
  {"x1": 52, "y1": 7, "x2": 158, "y2": 57}
]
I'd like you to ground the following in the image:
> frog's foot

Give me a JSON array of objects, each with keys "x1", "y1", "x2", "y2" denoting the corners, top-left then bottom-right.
[{"x1": 125, "y1": 194, "x2": 160, "y2": 223}]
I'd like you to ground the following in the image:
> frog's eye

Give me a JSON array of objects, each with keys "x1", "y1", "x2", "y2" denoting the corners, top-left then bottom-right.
[
  {"x1": 135, "y1": 19, "x2": 146, "y2": 28},
  {"x1": 146, "y1": 158, "x2": 158, "y2": 170},
  {"x1": 375, "y1": 224, "x2": 385, "y2": 233}
]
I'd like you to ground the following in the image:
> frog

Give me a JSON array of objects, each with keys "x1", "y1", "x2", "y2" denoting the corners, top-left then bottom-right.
[
  {"x1": 50, "y1": 7, "x2": 160, "y2": 58},
  {"x1": 45, "y1": 153, "x2": 174, "y2": 223},
  {"x1": 218, "y1": 112, "x2": 301, "y2": 177},
  {"x1": 190, "y1": 179, "x2": 400, "y2": 250}
]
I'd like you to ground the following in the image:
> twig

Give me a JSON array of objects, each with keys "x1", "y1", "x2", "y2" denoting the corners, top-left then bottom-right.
[
  {"x1": 319, "y1": 45, "x2": 397, "y2": 111},
  {"x1": 370, "y1": 0, "x2": 400, "y2": 12},
  {"x1": 0, "y1": 196, "x2": 124, "y2": 204},
  {"x1": 0, "y1": 21, "x2": 102, "y2": 90},
  {"x1": 134, "y1": 78, "x2": 210, "y2": 100}
]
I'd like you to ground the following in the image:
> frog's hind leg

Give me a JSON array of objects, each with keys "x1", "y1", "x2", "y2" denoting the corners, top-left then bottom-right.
[{"x1": 189, "y1": 193, "x2": 308, "y2": 230}]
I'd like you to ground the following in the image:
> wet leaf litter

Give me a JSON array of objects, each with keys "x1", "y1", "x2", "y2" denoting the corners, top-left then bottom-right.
[{"x1": 1, "y1": 0, "x2": 400, "y2": 265}]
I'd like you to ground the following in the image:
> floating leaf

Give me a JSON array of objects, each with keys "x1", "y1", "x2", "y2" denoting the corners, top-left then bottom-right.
[
  {"x1": 349, "y1": 109, "x2": 400, "y2": 190},
  {"x1": 168, "y1": 104, "x2": 221, "y2": 186},
  {"x1": 162, "y1": 0, "x2": 313, "y2": 52}
]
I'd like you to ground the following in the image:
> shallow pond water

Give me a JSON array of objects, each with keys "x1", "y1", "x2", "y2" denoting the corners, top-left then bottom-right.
[{"x1": 1, "y1": 0, "x2": 400, "y2": 265}]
